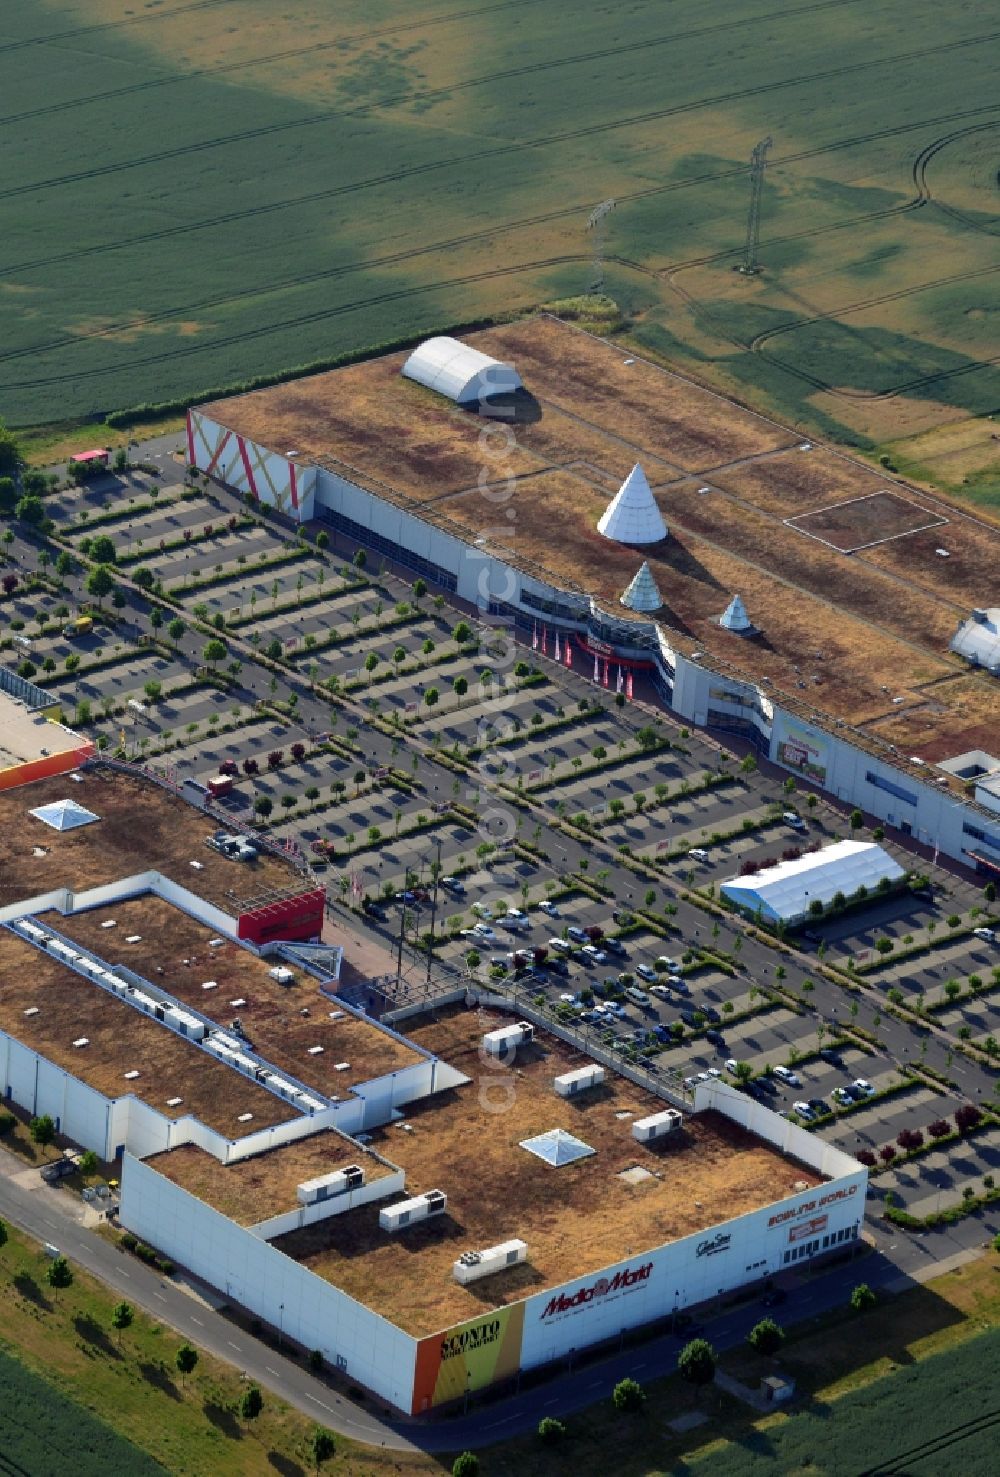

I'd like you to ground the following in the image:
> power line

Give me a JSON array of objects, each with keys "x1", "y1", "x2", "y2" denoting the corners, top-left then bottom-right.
[
  {"x1": 739, "y1": 136, "x2": 772, "y2": 276},
  {"x1": 586, "y1": 198, "x2": 616, "y2": 292}
]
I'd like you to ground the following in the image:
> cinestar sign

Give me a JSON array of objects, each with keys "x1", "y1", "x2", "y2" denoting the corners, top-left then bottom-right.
[
  {"x1": 695, "y1": 1232, "x2": 731, "y2": 1258},
  {"x1": 541, "y1": 1262, "x2": 653, "y2": 1320}
]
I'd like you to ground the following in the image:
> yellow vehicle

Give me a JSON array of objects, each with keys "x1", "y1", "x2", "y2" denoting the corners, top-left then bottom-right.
[{"x1": 63, "y1": 615, "x2": 93, "y2": 637}]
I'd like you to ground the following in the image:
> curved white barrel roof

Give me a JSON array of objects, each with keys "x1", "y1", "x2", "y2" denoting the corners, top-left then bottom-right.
[{"x1": 401, "y1": 336, "x2": 522, "y2": 404}]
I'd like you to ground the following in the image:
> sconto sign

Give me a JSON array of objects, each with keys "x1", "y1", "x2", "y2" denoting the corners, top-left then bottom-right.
[
  {"x1": 695, "y1": 1232, "x2": 731, "y2": 1258},
  {"x1": 440, "y1": 1319, "x2": 503, "y2": 1361},
  {"x1": 768, "y1": 1183, "x2": 858, "y2": 1229},
  {"x1": 540, "y1": 1261, "x2": 653, "y2": 1319}
]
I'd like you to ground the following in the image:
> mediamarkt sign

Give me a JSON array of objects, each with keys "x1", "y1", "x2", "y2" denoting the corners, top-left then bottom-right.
[{"x1": 540, "y1": 1261, "x2": 653, "y2": 1320}]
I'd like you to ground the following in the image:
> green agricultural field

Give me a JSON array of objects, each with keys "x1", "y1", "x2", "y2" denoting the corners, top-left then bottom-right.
[
  {"x1": 0, "y1": 0, "x2": 997, "y2": 462},
  {"x1": 684, "y1": 1328, "x2": 1000, "y2": 1476},
  {"x1": 0, "y1": 1346, "x2": 168, "y2": 1477}
]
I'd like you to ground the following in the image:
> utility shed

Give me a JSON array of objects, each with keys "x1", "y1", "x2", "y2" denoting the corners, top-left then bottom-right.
[
  {"x1": 401, "y1": 336, "x2": 522, "y2": 405},
  {"x1": 720, "y1": 839, "x2": 905, "y2": 925}
]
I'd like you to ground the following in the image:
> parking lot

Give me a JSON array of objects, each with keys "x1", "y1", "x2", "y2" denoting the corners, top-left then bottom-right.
[{"x1": 2, "y1": 443, "x2": 997, "y2": 1249}]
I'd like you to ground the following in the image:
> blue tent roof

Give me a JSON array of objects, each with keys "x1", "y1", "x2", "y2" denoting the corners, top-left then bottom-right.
[{"x1": 519, "y1": 1128, "x2": 595, "y2": 1167}]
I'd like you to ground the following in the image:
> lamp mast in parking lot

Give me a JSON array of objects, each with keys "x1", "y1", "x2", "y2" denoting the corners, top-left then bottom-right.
[{"x1": 425, "y1": 837, "x2": 442, "y2": 988}]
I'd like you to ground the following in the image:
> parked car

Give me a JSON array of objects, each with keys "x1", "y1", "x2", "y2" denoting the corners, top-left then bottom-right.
[
  {"x1": 441, "y1": 875, "x2": 465, "y2": 894},
  {"x1": 472, "y1": 902, "x2": 493, "y2": 919},
  {"x1": 792, "y1": 1101, "x2": 816, "y2": 1121},
  {"x1": 549, "y1": 937, "x2": 573, "y2": 953},
  {"x1": 706, "y1": 1067, "x2": 722, "y2": 1079},
  {"x1": 472, "y1": 923, "x2": 495, "y2": 941},
  {"x1": 656, "y1": 956, "x2": 680, "y2": 971},
  {"x1": 582, "y1": 944, "x2": 608, "y2": 964},
  {"x1": 702, "y1": 1005, "x2": 722, "y2": 1023},
  {"x1": 604, "y1": 937, "x2": 627, "y2": 956},
  {"x1": 624, "y1": 986, "x2": 652, "y2": 1008},
  {"x1": 705, "y1": 1028, "x2": 726, "y2": 1047},
  {"x1": 807, "y1": 1098, "x2": 826, "y2": 1115},
  {"x1": 635, "y1": 963, "x2": 657, "y2": 982},
  {"x1": 818, "y1": 1048, "x2": 842, "y2": 1065},
  {"x1": 831, "y1": 1086, "x2": 853, "y2": 1106},
  {"x1": 505, "y1": 908, "x2": 529, "y2": 923},
  {"x1": 650, "y1": 983, "x2": 672, "y2": 1000},
  {"x1": 725, "y1": 1058, "x2": 740, "y2": 1075},
  {"x1": 539, "y1": 899, "x2": 559, "y2": 916},
  {"x1": 782, "y1": 811, "x2": 806, "y2": 830},
  {"x1": 566, "y1": 925, "x2": 588, "y2": 943},
  {"x1": 852, "y1": 1078, "x2": 876, "y2": 1097},
  {"x1": 773, "y1": 1065, "x2": 800, "y2": 1086},
  {"x1": 973, "y1": 927, "x2": 997, "y2": 943},
  {"x1": 489, "y1": 956, "x2": 509, "y2": 972},
  {"x1": 687, "y1": 848, "x2": 709, "y2": 862},
  {"x1": 669, "y1": 975, "x2": 690, "y2": 995}
]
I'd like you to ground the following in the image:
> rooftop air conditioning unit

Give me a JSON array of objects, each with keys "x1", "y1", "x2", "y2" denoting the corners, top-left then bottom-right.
[
  {"x1": 482, "y1": 1021, "x2": 534, "y2": 1057},
  {"x1": 632, "y1": 1108, "x2": 684, "y2": 1143},
  {"x1": 554, "y1": 1064, "x2": 605, "y2": 1098},
  {"x1": 269, "y1": 966, "x2": 294, "y2": 985},
  {"x1": 379, "y1": 1190, "x2": 447, "y2": 1233},
  {"x1": 453, "y1": 1239, "x2": 528, "y2": 1284},
  {"x1": 297, "y1": 1164, "x2": 365, "y2": 1205}
]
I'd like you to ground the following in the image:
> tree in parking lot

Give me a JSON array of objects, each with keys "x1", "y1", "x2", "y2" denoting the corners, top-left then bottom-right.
[
  {"x1": 955, "y1": 1104, "x2": 982, "y2": 1134},
  {"x1": 30, "y1": 1114, "x2": 55, "y2": 1146},
  {"x1": 290, "y1": 742, "x2": 306, "y2": 762},
  {"x1": 678, "y1": 1338, "x2": 716, "y2": 1389},
  {"x1": 132, "y1": 566, "x2": 154, "y2": 590},
  {"x1": 202, "y1": 638, "x2": 226, "y2": 670},
  {"x1": 89, "y1": 534, "x2": 116, "y2": 565},
  {"x1": 732, "y1": 1061, "x2": 754, "y2": 1088},
  {"x1": 15, "y1": 494, "x2": 45, "y2": 527},
  {"x1": 424, "y1": 686, "x2": 439, "y2": 710},
  {"x1": 268, "y1": 749, "x2": 284, "y2": 769},
  {"x1": 254, "y1": 796, "x2": 273, "y2": 818},
  {"x1": 167, "y1": 617, "x2": 184, "y2": 643},
  {"x1": 897, "y1": 1128, "x2": 924, "y2": 1152},
  {"x1": 452, "y1": 620, "x2": 472, "y2": 644},
  {"x1": 635, "y1": 726, "x2": 658, "y2": 751},
  {"x1": 747, "y1": 1318, "x2": 784, "y2": 1356},
  {"x1": 85, "y1": 563, "x2": 115, "y2": 608},
  {"x1": 855, "y1": 1149, "x2": 877, "y2": 1167},
  {"x1": 612, "y1": 1377, "x2": 646, "y2": 1412},
  {"x1": 878, "y1": 1145, "x2": 896, "y2": 1164},
  {"x1": 850, "y1": 1283, "x2": 877, "y2": 1313}
]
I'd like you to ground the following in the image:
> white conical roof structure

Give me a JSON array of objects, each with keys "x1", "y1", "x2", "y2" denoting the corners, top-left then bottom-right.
[
  {"x1": 620, "y1": 561, "x2": 663, "y2": 613},
  {"x1": 598, "y1": 463, "x2": 667, "y2": 545},
  {"x1": 719, "y1": 594, "x2": 753, "y2": 633}
]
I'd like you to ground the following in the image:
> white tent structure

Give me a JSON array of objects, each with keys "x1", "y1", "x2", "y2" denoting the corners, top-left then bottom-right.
[
  {"x1": 950, "y1": 607, "x2": 1000, "y2": 675},
  {"x1": 719, "y1": 593, "x2": 753, "y2": 634},
  {"x1": 597, "y1": 464, "x2": 667, "y2": 545},
  {"x1": 30, "y1": 798, "x2": 99, "y2": 832},
  {"x1": 519, "y1": 1128, "x2": 595, "y2": 1167},
  {"x1": 720, "y1": 840, "x2": 905, "y2": 926},
  {"x1": 620, "y1": 560, "x2": 663, "y2": 613},
  {"x1": 401, "y1": 336, "x2": 522, "y2": 406}
]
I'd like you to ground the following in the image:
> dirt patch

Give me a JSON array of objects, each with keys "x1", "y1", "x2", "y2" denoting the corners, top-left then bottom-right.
[{"x1": 786, "y1": 491, "x2": 946, "y2": 552}]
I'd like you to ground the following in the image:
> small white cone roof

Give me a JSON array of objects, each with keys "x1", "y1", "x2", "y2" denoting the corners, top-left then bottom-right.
[
  {"x1": 620, "y1": 560, "x2": 663, "y2": 613},
  {"x1": 598, "y1": 463, "x2": 667, "y2": 545},
  {"x1": 720, "y1": 594, "x2": 752, "y2": 632}
]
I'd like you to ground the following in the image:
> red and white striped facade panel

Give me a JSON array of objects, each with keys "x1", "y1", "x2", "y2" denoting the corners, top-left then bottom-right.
[{"x1": 187, "y1": 410, "x2": 316, "y2": 521}]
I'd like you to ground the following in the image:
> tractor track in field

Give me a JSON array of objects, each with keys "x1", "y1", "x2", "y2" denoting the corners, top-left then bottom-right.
[
  {"x1": 861, "y1": 1408, "x2": 1000, "y2": 1475},
  {"x1": 2, "y1": 102, "x2": 1000, "y2": 383},
  {"x1": 0, "y1": 0, "x2": 541, "y2": 60},
  {"x1": 0, "y1": 0, "x2": 867, "y2": 131},
  {"x1": 0, "y1": 26, "x2": 995, "y2": 207}
]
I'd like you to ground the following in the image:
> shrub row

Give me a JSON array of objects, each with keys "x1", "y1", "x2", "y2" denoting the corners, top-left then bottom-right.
[{"x1": 119, "y1": 1232, "x2": 174, "y2": 1275}]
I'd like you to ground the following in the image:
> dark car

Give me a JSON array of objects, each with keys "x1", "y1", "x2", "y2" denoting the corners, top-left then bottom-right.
[
  {"x1": 702, "y1": 1005, "x2": 722, "y2": 1024},
  {"x1": 761, "y1": 1287, "x2": 787, "y2": 1307},
  {"x1": 818, "y1": 1049, "x2": 841, "y2": 1065},
  {"x1": 705, "y1": 1028, "x2": 726, "y2": 1047},
  {"x1": 40, "y1": 1158, "x2": 75, "y2": 1184},
  {"x1": 808, "y1": 1098, "x2": 826, "y2": 1115},
  {"x1": 604, "y1": 938, "x2": 627, "y2": 956},
  {"x1": 756, "y1": 1076, "x2": 778, "y2": 1096}
]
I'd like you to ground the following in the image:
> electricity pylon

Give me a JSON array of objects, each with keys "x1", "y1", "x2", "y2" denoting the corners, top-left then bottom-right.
[
  {"x1": 587, "y1": 199, "x2": 616, "y2": 292},
  {"x1": 739, "y1": 137, "x2": 772, "y2": 276}
]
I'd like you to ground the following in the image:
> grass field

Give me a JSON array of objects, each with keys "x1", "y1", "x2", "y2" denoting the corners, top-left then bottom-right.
[{"x1": 0, "y1": 0, "x2": 997, "y2": 461}]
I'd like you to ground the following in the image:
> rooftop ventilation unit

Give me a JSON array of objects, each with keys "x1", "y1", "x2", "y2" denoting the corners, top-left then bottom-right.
[
  {"x1": 237, "y1": 1113, "x2": 253, "y2": 1124},
  {"x1": 166, "y1": 1097, "x2": 183, "y2": 1108},
  {"x1": 379, "y1": 1190, "x2": 447, "y2": 1233},
  {"x1": 482, "y1": 1021, "x2": 534, "y2": 1057},
  {"x1": 72, "y1": 1037, "x2": 89, "y2": 1048},
  {"x1": 269, "y1": 966, "x2": 294, "y2": 985},
  {"x1": 453, "y1": 1238, "x2": 528, "y2": 1284},
  {"x1": 632, "y1": 1108, "x2": 683, "y2": 1143},
  {"x1": 298, "y1": 1095, "x2": 326, "y2": 1114},
  {"x1": 296, "y1": 1164, "x2": 365, "y2": 1206},
  {"x1": 554, "y1": 1064, "x2": 605, "y2": 1098}
]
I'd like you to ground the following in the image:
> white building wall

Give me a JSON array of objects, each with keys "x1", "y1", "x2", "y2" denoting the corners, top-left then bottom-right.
[{"x1": 121, "y1": 1153, "x2": 417, "y2": 1410}]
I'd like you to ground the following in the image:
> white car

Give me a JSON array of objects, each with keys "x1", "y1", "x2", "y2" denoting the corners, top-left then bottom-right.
[
  {"x1": 472, "y1": 902, "x2": 493, "y2": 919},
  {"x1": 831, "y1": 1086, "x2": 852, "y2": 1106},
  {"x1": 656, "y1": 956, "x2": 679, "y2": 971},
  {"x1": 973, "y1": 927, "x2": 997, "y2": 943},
  {"x1": 773, "y1": 1065, "x2": 800, "y2": 1086},
  {"x1": 695, "y1": 1072, "x2": 712, "y2": 1084},
  {"x1": 706, "y1": 1067, "x2": 722, "y2": 1079},
  {"x1": 688, "y1": 848, "x2": 709, "y2": 862},
  {"x1": 582, "y1": 945, "x2": 608, "y2": 964},
  {"x1": 505, "y1": 908, "x2": 529, "y2": 923},
  {"x1": 782, "y1": 811, "x2": 806, "y2": 830},
  {"x1": 725, "y1": 1058, "x2": 740, "y2": 1075},
  {"x1": 539, "y1": 900, "x2": 559, "y2": 916},
  {"x1": 635, "y1": 963, "x2": 657, "y2": 982},
  {"x1": 548, "y1": 937, "x2": 573, "y2": 953},
  {"x1": 558, "y1": 992, "x2": 580, "y2": 1006},
  {"x1": 792, "y1": 1101, "x2": 816, "y2": 1121},
  {"x1": 650, "y1": 984, "x2": 672, "y2": 1000},
  {"x1": 472, "y1": 923, "x2": 495, "y2": 941},
  {"x1": 852, "y1": 1078, "x2": 875, "y2": 1098}
]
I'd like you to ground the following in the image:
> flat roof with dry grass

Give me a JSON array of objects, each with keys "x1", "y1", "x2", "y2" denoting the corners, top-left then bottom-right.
[
  {"x1": 53, "y1": 896, "x2": 423, "y2": 1097},
  {"x1": 146, "y1": 1129, "x2": 395, "y2": 1227},
  {"x1": 204, "y1": 315, "x2": 1000, "y2": 750},
  {"x1": 0, "y1": 768, "x2": 302, "y2": 915},
  {"x1": 266, "y1": 1004, "x2": 822, "y2": 1336},
  {"x1": 0, "y1": 930, "x2": 297, "y2": 1136}
]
